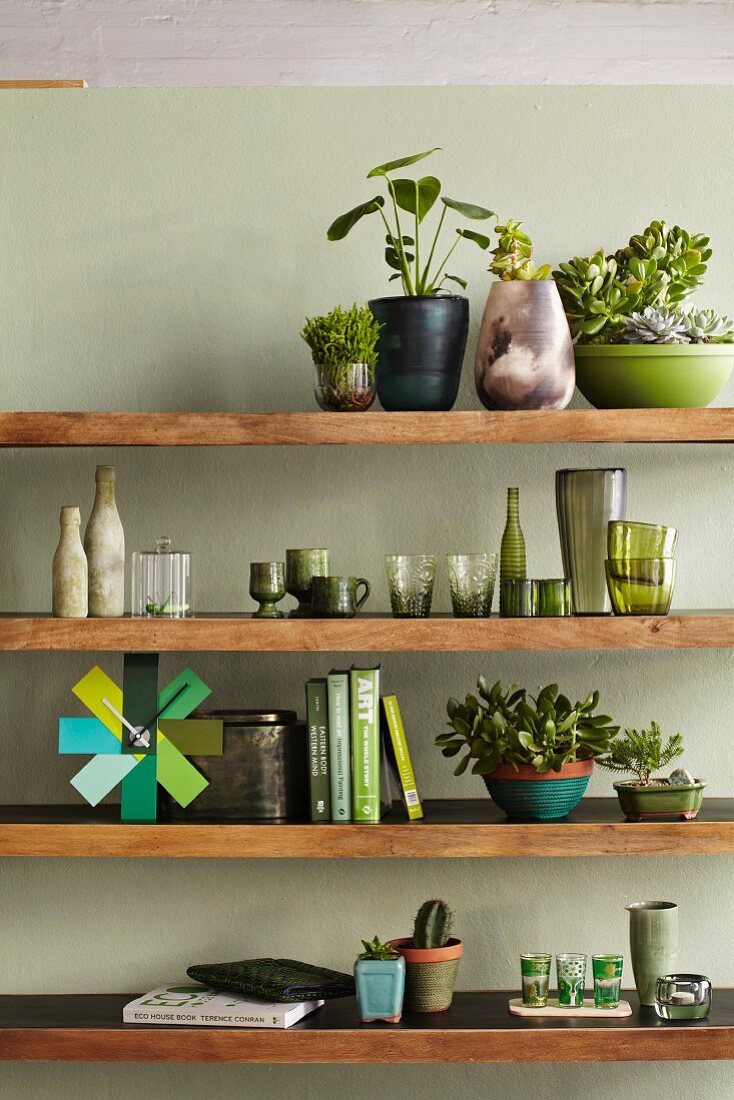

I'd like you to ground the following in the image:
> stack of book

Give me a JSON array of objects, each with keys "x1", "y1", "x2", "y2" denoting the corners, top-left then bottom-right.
[{"x1": 306, "y1": 666, "x2": 423, "y2": 823}]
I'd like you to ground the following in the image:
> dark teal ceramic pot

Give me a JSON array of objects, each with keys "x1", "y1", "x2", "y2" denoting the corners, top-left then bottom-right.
[{"x1": 368, "y1": 296, "x2": 469, "y2": 411}]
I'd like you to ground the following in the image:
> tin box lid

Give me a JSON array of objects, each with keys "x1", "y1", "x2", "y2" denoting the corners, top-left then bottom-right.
[{"x1": 194, "y1": 709, "x2": 299, "y2": 726}]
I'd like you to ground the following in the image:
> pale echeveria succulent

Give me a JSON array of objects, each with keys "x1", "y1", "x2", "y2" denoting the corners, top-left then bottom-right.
[
  {"x1": 622, "y1": 306, "x2": 690, "y2": 345},
  {"x1": 680, "y1": 307, "x2": 734, "y2": 343}
]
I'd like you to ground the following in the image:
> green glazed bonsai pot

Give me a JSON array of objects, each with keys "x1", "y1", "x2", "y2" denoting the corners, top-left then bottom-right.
[
  {"x1": 614, "y1": 779, "x2": 706, "y2": 822},
  {"x1": 574, "y1": 345, "x2": 734, "y2": 409}
]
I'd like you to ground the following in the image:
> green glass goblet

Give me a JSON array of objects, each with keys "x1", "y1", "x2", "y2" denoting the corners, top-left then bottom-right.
[{"x1": 249, "y1": 561, "x2": 286, "y2": 619}]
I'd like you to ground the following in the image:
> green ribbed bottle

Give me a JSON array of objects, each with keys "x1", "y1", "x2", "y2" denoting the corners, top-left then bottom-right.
[{"x1": 500, "y1": 487, "x2": 527, "y2": 615}]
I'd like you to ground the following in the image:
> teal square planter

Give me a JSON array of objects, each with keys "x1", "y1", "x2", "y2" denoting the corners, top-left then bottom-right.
[{"x1": 354, "y1": 957, "x2": 405, "y2": 1024}]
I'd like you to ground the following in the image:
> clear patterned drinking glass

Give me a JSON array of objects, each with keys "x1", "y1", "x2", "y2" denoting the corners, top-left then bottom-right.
[
  {"x1": 592, "y1": 954, "x2": 623, "y2": 1009},
  {"x1": 556, "y1": 953, "x2": 587, "y2": 1007},
  {"x1": 385, "y1": 555, "x2": 436, "y2": 617},
  {"x1": 447, "y1": 554, "x2": 497, "y2": 617},
  {"x1": 521, "y1": 953, "x2": 552, "y2": 1007}
]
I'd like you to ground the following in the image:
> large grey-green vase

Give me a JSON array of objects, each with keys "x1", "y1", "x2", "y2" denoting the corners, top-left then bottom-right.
[
  {"x1": 627, "y1": 901, "x2": 678, "y2": 1006},
  {"x1": 555, "y1": 468, "x2": 627, "y2": 614}
]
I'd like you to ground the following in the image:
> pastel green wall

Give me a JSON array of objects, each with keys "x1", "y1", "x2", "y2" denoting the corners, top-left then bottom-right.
[{"x1": 2, "y1": 88, "x2": 734, "y2": 1097}]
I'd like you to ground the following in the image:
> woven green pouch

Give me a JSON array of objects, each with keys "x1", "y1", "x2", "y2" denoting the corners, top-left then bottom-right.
[{"x1": 186, "y1": 957, "x2": 355, "y2": 1002}]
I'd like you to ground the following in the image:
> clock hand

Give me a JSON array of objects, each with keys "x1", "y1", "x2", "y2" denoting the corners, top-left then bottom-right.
[
  {"x1": 101, "y1": 696, "x2": 151, "y2": 749},
  {"x1": 145, "y1": 682, "x2": 188, "y2": 729}
]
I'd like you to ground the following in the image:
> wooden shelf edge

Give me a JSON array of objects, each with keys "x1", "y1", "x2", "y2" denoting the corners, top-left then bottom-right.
[
  {"x1": 0, "y1": 409, "x2": 733, "y2": 448},
  {"x1": 0, "y1": 612, "x2": 732, "y2": 651},
  {"x1": 4, "y1": 801, "x2": 734, "y2": 858}
]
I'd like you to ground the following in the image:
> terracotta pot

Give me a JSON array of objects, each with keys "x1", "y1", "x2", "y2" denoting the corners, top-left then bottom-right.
[
  {"x1": 388, "y1": 937, "x2": 463, "y2": 1013},
  {"x1": 474, "y1": 281, "x2": 575, "y2": 410}
]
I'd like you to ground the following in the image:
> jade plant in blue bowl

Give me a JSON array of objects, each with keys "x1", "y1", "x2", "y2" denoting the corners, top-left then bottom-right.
[
  {"x1": 354, "y1": 936, "x2": 405, "y2": 1024},
  {"x1": 436, "y1": 677, "x2": 619, "y2": 821}
]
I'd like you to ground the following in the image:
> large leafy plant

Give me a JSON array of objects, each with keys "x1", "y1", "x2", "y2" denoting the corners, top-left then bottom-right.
[
  {"x1": 554, "y1": 220, "x2": 732, "y2": 345},
  {"x1": 436, "y1": 677, "x2": 619, "y2": 777},
  {"x1": 596, "y1": 722, "x2": 684, "y2": 786},
  {"x1": 327, "y1": 148, "x2": 495, "y2": 296}
]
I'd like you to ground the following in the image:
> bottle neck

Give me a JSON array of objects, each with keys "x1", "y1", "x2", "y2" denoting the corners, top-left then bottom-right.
[
  {"x1": 94, "y1": 479, "x2": 116, "y2": 507},
  {"x1": 506, "y1": 488, "x2": 520, "y2": 520}
]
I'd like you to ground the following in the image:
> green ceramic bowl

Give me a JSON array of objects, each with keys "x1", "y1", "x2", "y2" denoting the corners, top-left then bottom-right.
[
  {"x1": 605, "y1": 558, "x2": 675, "y2": 615},
  {"x1": 607, "y1": 521, "x2": 678, "y2": 560},
  {"x1": 574, "y1": 345, "x2": 734, "y2": 409},
  {"x1": 615, "y1": 780, "x2": 705, "y2": 821}
]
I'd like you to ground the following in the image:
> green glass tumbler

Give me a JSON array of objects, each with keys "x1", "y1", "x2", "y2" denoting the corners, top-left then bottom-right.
[
  {"x1": 285, "y1": 548, "x2": 330, "y2": 617},
  {"x1": 605, "y1": 558, "x2": 675, "y2": 615},
  {"x1": 447, "y1": 553, "x2": 497, "y2": 617},
  {"x1": 386, "y1": 555, "x2": 436, "y2": 617},
  {"x1": 536, "y1": 578, "x2": 572, "y2": 617},
  {"x1": 592, "y1": 954, "x2": 623, "y2": 1009},
  {"x1": 521, "y1": 953, "x2": 551, "y2": 1007},
  {"x1": 556, "y1": 953, "x2": 587, "y2": 1007},
  {"x1": 608, "y1": 521, "x2": 678, "y2": 560},
  {"x1": 500, "y1": 578, "x2": 537, "y2": 617}
]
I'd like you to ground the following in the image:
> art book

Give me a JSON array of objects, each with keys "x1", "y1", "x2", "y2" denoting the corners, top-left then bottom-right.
[{"x1": 123, "y1": 984, "x2": 324, "y2": 1028}]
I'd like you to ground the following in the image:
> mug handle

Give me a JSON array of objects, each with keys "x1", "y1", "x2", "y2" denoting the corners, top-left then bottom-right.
[{"x1": 355, "y1": 578, "x2": 371, "y2": 611}]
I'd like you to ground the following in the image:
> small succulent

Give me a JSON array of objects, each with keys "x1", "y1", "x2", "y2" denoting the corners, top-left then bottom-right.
[
  {"x1": 615, "y1": 221, "x2": 711, "y2": 306},
  {"x1": 596, "y1": 722, "x2": 684, "y2": 787},
  {"x1": 357, "y1": 936, "x2": 399, "y2": 961},
  {"x1": 622, "y1": 307, "x2": 690, "y2": 345},
  {"x1": 681, "y1": 307, "x2": 734, "y2": 343},
  {"x1": 301, "y1": 304, "x2": 382, "y2": 370},
  {"x1": 490, "y1": 219, "x2": 551, "y2": 281},
  {"x1": 413, "y1": 899, "x2": 454, "y2": 949}
]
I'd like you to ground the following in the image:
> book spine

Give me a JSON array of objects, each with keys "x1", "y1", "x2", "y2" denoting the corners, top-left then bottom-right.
[
  {"x1": 382, "y1": 694, "x2": 424, "y2": 820},
  {"x1": 327, "y1": 672, "x2": 351, "y2": 821},
  {"x1": 350, "y1": 666, "x2": 381, "y2": 823},
  {"x1": 306, "y1": 679, "x2": 330, "y2": 822},
  {"x1": 122, "y1": 1008, "x2": 290, "y2": 1027}
]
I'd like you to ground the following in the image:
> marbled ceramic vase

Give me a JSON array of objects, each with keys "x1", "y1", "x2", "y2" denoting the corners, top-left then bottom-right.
[{"x1": 474, "y1": 281, "x2": 575, "y2": 410}]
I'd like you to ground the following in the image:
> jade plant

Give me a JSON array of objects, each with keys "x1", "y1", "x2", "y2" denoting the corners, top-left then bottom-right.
[
  {"x1": 554, "y1": 219, "x2": 733, "y2": 344},
  {"x1": 301, "y1": 303, "x2": 381, "y2": 411},
  {"x1": 437, "y1": 677, "x2": 619, "y2": 777},
  {"x1": 412, "y1": 899, "x2": 454, "y2": 948},
  {"x1": 490, "y1": 219, "x2": 551, "y2": 281},
  {"x1": 596, "y1": 722, "x2": 684, "y2": 786},
  {"x1": 327, "y1": 148, "x2": 495, "y2": 296},
  {"x1": 357, "y1": 936, "x2": 400, "y2": 961}
]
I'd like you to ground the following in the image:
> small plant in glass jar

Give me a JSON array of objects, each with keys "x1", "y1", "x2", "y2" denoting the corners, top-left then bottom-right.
[{"x1": 301, "y1": 303, "x2": 381, "y2": 411}]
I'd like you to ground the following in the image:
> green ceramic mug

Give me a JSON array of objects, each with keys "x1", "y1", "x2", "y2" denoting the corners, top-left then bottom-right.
[
  {"x1": 285, "y1": 548, "x2": 330, "y2": 617},
  {"x1": 311, "y1": 575, "x2": 371, "y2": 618}
]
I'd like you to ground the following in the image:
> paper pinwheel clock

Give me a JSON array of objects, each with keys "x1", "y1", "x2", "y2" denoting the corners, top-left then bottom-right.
[{"x1": 59, "y1": 653, "x2": 223, "y2": 822}]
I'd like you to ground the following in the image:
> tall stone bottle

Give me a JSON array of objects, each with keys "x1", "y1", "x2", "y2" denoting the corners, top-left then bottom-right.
[
  {"x1": 500, "y1": 487, "x2": 527, "y2": 615},
  {"x1": 52, "y1": 506, "x2": 88, "y2": 618},
  {"x1": 84, "y1": 465, "x2": 125, "y2": 617}
]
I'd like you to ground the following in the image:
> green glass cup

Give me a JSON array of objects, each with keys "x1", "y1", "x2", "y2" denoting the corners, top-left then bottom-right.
[
  {"x1": 536, "y1": 578, "x2": 572, "y2": 617},
  {"x1": 447, "y1": 553, "x2": 497, "y2": 617},
  {"x1": 311, "y1": 575, "x2": 371, "y2": 618},
  {"x1": 249, "y1": 561, "x2": 286, "y2": 619},
  {"x1": 608, "y1": 521, "x2": 678, "y2": 560},
  {"x1": 605, "y1": 558, "x2": 676, "y2": 615},
  {"x1": 285, "y1": 548, "x2": 330, "y2": 617},
  {"x1": 386, "y1": 555, "x2": 436, "y2": 617},
  {"x1": 592, "y1": 954, "x2": 624, "y2": 1009},
  {"x1": 500, "y1": 578, "x2": 538, "y2": 617},
  {"x1": 556, "y1": 953, "x2": 587, "y2": 1007},
  {"x1": 521, "y1": 953, "x2": 552, "y2": 1007}
]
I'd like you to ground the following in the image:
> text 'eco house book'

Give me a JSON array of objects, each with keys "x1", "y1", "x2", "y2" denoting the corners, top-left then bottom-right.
[
  {"x1": 351, "y1": 665, "x2": 381, "y2": 822},
  {"x1": 123, "y1": 985, "x2": 324, "y2": 1028}
]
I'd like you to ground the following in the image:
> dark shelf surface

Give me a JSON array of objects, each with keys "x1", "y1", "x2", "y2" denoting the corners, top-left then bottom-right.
[
  {"x1": 3, "y1": 799, "x2": 734, "y2": 858},
  {"x1": 1, "y1": 990, "x2": 732, "y2": 1063}
]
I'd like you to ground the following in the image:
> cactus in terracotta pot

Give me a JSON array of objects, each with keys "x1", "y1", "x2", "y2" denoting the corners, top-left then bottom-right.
[{"x1": 389, "y1": 899, "x2": 463, "y2": 1013}]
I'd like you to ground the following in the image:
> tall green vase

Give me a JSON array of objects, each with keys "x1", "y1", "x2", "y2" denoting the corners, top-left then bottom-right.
[
  {"x1": 500, "y1": 487, "x2": 527, "y2": 616},
  {"x1": 627, "y1": 901, "x2": 678, "y2": 1006}
]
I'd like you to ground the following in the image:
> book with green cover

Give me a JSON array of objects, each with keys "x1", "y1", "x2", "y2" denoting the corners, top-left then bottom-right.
[
  {"x1": 327, "y1": 670, "x2": 351, "y2": 822},
  {"x1": 350, "y1": 665, "x2": 381, "y2": 823},
  {"x1": 306, "y1": 678, "x2": 330, "y2": 822},
  {"x1": 381, "y1": 694, "x2": 424, "y2": 820}
]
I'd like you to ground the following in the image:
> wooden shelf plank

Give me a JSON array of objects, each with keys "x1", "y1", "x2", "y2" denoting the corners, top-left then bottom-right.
[
  {"x1": 0, "y1": 611, "x2": 732, "y2": 652},
  {"x1": 0, "y1": 409, "x2": 733, "y2": 448},
  {"x1": 1, "y1": 991, "x2": 732, "y2": 1063},
  {"x1": 3, "y1": 800, "x2": 734, "y2": 858}
]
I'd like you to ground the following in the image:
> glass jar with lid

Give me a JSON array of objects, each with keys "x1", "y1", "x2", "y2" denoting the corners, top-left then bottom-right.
[{"x1": 131, "y1": 537, "x2": 192, "y2": 617}]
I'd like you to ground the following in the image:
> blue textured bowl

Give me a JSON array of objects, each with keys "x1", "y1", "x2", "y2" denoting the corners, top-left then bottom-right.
[{"x1": 483, "y1": 762, "x2": 593, "y2": 820}]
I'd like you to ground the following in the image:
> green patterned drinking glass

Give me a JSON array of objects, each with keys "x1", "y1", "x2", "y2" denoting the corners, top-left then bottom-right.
[
  {"x1": 556, "y1": 953, "x2": 587, "y2": 1007},
  {"x1": 386, "y1": 555, "x2": 436, "y2": 617},
  {"x1": 521, "y1": 953, "x2": 552, "y2": 1007},
  {"x1": 500, "y1": 578, "x2": 538, "y2": 617},
  {"x1": 447, "y1": 554, "x2": 497, "y2": 617},
  {"x1": 536, "y1": 578, "x2": 572, "y2": 617},
  {"x1": 592, "y1": 954, "x2": 624, "y2": 1009}
]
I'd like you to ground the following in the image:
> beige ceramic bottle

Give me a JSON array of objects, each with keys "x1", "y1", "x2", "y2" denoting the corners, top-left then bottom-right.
[
  {"x1": 84, "y1": 465, "x2": 125, "y2": 617},
  {"x1": 52, "y1": 506, "x2": 88, "y2": 618}
]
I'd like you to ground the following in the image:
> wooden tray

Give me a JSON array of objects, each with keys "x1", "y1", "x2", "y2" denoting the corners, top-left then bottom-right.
[{"x1": 509, "y1": 997, "x2": 632, "y2": 1018}]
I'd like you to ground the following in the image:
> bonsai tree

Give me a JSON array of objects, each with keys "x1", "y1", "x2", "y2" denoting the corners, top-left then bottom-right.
[
  {"x1": 436, "y1": 677, "x2": 619, "y2": 777},
  {"x1": 596, "y1": 722, "x2": 684, "y2": 786},
  {"x1": 357, "y1": 936, "x2": 400, "y2": 961},
  {"x1": 553, "y1": 219, "x2": 734, "y2": 345},
  {"x1": 301, "y1": 303, "x2": 381, "y2": 410},
  {"x1": 411, "y1": 899, "x2": 454, "y2": 948},
  {"x1": 327, "y1": 148, "x2": 495, "y2": 296},
  {"x1": 489, "y1": 220, "x2": 551, "y2": 282}
]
